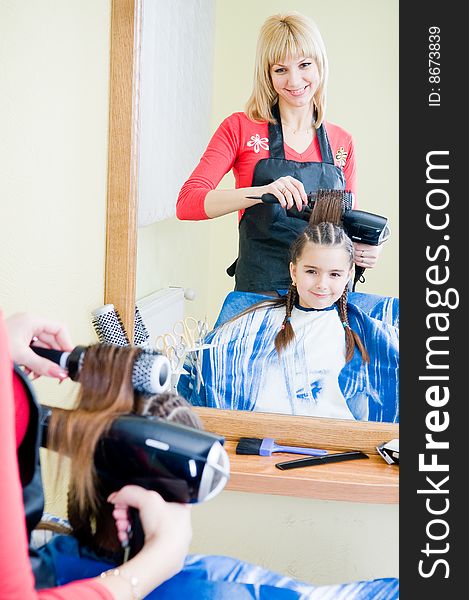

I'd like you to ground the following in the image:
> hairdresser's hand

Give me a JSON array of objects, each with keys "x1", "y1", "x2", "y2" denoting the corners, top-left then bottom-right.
[
  {"x1": 354, "y1": 242, "x2": 382, "y2": 269},
  {"x1": 261, "y1": 176, "x2": 308, "y2": 211},
  {"x1": 109, "y1": 485, "x2": 192, "y2": 580},
  {"x1": 4, "y1": 312, "x2": 72, "y2": 380}
]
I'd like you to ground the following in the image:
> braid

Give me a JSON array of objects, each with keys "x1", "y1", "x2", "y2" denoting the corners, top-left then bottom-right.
[
  {"x1": 337, "y1": 288, "x2": 369, "y2": 363},
  {"x1": 274, "y1": 283, "x2": 297, "y2": 353}
]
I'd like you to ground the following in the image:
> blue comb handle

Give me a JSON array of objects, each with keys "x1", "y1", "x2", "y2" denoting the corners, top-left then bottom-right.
[{"x1": 259, "y1": 438, "x2": 328, "y2": 457}]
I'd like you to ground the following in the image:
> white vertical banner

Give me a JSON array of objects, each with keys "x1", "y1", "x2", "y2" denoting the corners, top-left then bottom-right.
[{"x1": 137, "y1": 0, "x2": 215, "y2": 226}]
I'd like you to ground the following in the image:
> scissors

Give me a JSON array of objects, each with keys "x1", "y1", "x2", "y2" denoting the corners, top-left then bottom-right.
[
  {"x1": 172, "y1": 317, "x2": 208, "y2": 349},
  {"x1": 155, "y1": 333, "x2": 186, "y2": 372}
]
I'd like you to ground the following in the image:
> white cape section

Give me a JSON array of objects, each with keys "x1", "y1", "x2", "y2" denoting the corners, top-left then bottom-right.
[{"x1": 181, "y1": 299, "x2": 399, "y2": 422}]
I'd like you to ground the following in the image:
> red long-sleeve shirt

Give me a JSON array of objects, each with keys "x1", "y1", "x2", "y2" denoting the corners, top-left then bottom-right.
[
  {"x1": 176, "y1": 111, "x2": 356, "y2": 221},
  {"x1": 0, "y1": 312, "x2": 113, "y2": 600}
]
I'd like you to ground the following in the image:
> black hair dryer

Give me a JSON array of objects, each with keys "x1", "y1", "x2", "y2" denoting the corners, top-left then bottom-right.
[
  {"x1": 40, "y1": 408, "x2": 230, "y2": 505},
  {"x1": 95, "y1": 415, "x2": 230, "y2": 557},
  {"x1": 257, "y1": 192, "x2": 391, "y2": 290},
  {"x1": 342, "y1": 209, "x2": 390, "y2": 290},
  {"x1": 94, "y1": 414, "x2": 230, "y2": 505},
  {"x1": 40, "y1": 408, "x2": 230, "y2": 558}
]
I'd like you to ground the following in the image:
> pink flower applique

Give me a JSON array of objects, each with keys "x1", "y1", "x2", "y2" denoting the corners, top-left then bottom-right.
[{"x1": 247, "y1": 134, "x2": 269, "y2": 153}]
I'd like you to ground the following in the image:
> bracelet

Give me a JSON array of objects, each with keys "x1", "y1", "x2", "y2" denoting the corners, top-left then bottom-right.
[{"x1": 100, "y1": 568, "x2": 140, "y2": 600}]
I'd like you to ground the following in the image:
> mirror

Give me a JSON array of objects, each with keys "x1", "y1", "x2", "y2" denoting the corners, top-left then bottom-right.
[{"x1": 106, "y1": 0, "x2": 399, "y2": 425}]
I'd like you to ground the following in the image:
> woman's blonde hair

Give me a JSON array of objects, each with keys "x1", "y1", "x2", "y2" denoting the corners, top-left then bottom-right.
[{"x1": 245, "y1": 12, "x2": 328, "y2": 125}]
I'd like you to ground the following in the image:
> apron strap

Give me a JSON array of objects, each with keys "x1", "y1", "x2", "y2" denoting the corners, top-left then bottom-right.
[
  {"x1": 268, "y1": 103, "x2": 334, "y2": 165},
  {"x1": 268, "y1": 104, "x2": 285, "y2": 159}
]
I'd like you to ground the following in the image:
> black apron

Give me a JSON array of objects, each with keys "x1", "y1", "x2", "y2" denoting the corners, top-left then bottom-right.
[
  {"x1": 15, "y1": 365, "x2": 57, "y2": 589},
  {"x1": 231, "y1": 104, "x2": 346, "y2": 292}
]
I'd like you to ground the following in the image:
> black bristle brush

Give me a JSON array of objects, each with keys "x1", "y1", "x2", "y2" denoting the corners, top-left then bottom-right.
[{"x1": 236, "y1": 437, "x2": 327, "y2": 457}]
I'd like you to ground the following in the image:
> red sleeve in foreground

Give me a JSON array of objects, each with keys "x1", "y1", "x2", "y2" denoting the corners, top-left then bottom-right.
[
  {"x1": 37, "y1": 581, "x2": 113, "y2": 600},
  {"x1": 0, "y1": 312, "x2": 112, "y2": 600}
]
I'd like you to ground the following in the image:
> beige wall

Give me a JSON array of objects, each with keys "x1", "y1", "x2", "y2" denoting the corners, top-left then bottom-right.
[
  {"x1": 0, "y1": 0, "x2": 112, "y2": 519},
  {"x1": 0, "y1": 0, "x2": 111, "y2": 405},
  {"x1": 1, "y1": 0, "x2": 398, "y2": 587}
]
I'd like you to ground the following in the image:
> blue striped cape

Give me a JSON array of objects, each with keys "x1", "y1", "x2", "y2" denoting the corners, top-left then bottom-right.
[{"x1": 179, "y1": 292, "x2": 399, "y2": 423}]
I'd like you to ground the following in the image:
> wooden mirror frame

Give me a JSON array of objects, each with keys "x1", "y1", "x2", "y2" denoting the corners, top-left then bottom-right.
[{"x1": 105, "y1": 0, "x2": 399, "y2": 503}]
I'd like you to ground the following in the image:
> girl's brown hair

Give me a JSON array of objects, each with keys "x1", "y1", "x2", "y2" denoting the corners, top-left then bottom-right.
[
  {"x1": 48, "y1": 344, "x2": 203, "y2": 557},
  {"x1": 48, "y1": 344, "x2": 140, "y2": 516},
  {"x1": 245, "y1": 12, "x2": 328, "y2": 125}
]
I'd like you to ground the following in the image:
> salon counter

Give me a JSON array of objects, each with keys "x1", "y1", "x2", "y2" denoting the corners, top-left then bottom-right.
[{"x1": 194, "y1": 408, "x2": 399, "y2": 504}]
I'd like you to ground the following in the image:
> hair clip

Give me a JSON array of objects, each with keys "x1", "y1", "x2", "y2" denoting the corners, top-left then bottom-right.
[
  {"x1": 342, "y1": 321, "x2": 348, "y2": 328},
  {"x1": 286, "y1": 317, "x2": 292, "y2": 322}
]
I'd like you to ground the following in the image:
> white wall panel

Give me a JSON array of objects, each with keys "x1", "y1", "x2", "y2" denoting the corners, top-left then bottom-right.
[{"x1": 138, "y1": 0, "x2": 215, "y2": 226}]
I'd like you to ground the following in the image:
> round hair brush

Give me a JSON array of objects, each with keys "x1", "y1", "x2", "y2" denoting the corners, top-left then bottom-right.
[
  {"x1": 246, "y1": 189, "x2": 354, "y2": 220},
  {"x1": 31, "y1": 345, "x2": 171, "y2": 394},
  {"x1": 91, "y1": 304, "x2": 130, "y2": 346},
  {"x1": 133, "y1": 305, "x2": 151, "y2": 347}
]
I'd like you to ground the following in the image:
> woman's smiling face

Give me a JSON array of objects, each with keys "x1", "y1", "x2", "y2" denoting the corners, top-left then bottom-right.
[
  {"x1": 270, "y1": 56, "x2": 319, "y2": 109},
  {"x1": 290, "y1": 243, "x2": 353, "y2": 310}
]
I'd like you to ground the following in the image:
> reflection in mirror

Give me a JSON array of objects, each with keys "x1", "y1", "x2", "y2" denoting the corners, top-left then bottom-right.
[
  {"x1": 130, "y1": 1, "x2": 398, "y2": 422},
  {"x1": 176, "y1": 193, "x2": 399, "y2": 423}
]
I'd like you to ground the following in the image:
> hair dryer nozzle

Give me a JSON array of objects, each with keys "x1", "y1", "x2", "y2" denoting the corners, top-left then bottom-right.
[{"x1": 343, "y1": 210, "x2": 390, "y2": 246}]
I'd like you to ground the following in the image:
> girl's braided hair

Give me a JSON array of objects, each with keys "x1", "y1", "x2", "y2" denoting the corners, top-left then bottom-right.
[{"x1": 229, "y1": 189, "x2": 369, "y2": 361}]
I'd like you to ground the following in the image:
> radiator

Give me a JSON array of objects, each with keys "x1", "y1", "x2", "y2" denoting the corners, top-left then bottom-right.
[{"x1": 136, "y1": 287, "x2": 185, "y2": 347}]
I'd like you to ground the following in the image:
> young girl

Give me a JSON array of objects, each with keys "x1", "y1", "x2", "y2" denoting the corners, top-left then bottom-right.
[{"x1": 181, "y1": 191, "x2": 399, "y2": 422}]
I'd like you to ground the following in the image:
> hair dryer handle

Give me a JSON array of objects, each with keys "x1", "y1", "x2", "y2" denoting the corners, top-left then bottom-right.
[{"x1": 127, "y1": 506, "x2": 145, "y2": 560}]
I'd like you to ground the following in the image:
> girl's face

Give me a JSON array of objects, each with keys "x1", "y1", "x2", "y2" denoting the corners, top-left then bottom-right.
[
  {"x1": 270, "y1": 55, "x2": 319, "y2": 110},
  {"x1": 290, "y1": 243, "x2": 352, "y2": 310}
]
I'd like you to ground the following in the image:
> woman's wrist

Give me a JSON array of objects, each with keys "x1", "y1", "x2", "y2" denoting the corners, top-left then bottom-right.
[
  {"x1": 99, "y1": 568, "x2": 140, "y2": 600},
  {"x1": 97, "y1": 543, "x2": 182, "y2": 600},
  {"x1": 204, "y1": 188, "x2": 262, "y2": 218}
]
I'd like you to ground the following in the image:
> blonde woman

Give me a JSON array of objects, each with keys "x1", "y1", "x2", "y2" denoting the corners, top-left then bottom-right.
[{"x1": 177, "y1": 12, "x2": 380, "y2": 294}]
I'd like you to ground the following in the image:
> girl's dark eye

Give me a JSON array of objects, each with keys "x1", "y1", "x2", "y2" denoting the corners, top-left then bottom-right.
[
  {"x1": 273, "y1": 67, "x2": 286, "y2": 74},
  {"x1": 300, "y1": 62, "x2": 312, "y2": 68}
]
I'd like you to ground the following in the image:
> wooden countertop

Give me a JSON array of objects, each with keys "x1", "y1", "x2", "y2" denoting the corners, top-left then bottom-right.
[
  {"x1": 194, "y1": 408, "x2": 399, "y2": 504},
  {"x1": 224, "y1": 440, "x2": 398, "y2": 503}
]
